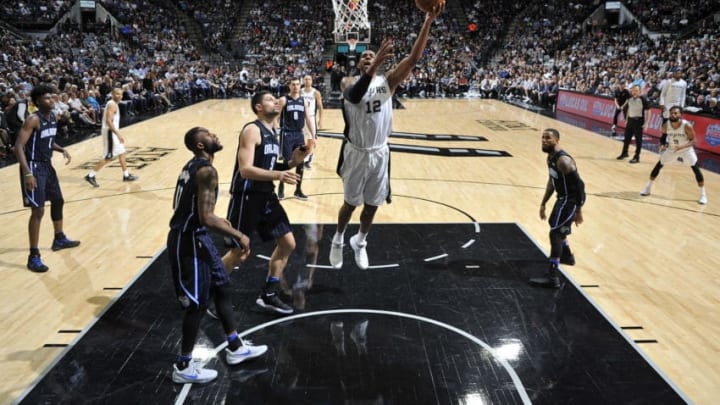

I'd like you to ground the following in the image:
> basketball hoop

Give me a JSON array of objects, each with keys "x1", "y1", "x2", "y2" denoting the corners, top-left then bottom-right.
[
  {"x1": 332, "y1": 0, "x2": 371, "y2": 43},
  {"x1": 348, "y1": 38, "x2": 358, "y2": 52}
]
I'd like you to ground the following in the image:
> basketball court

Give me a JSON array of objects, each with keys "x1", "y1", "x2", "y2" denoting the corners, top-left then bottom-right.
[
  {"x1": 16, "y1": 224, "x2": 687, "y2": 404},
  {"x1": 1, "y1": 98, "x2": 718, "y2": 404}
]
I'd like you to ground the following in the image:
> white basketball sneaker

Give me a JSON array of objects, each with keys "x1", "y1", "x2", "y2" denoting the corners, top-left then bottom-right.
[
  {"x1": 172, "y1": 361, "x2": 218, "y2": 384},
  {"x1": 349, "y1": 234, "x2": 369, "y2": 270},
  {"x1": 330, "y1": 241, "x2": 344, "y2": 269},
  {"x1": 699, "y1": 192, "x2": 707, "y2": 205},
  {"x1": 640, "y1": 183, "x2": 652, "y2": 196},
  {"x1": 226, "y1": 340, "x2": 268, "y2": 365}
]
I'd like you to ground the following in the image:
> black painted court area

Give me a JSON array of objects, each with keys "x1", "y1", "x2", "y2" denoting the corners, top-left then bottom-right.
[{"x1": 18, "y1": 223, "x2": 687, "y2": 404}]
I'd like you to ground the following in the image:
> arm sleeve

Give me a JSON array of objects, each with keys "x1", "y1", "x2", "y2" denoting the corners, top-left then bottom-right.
[{"x1": 343, "y1": 74, "x2": 372, "y2": 104}]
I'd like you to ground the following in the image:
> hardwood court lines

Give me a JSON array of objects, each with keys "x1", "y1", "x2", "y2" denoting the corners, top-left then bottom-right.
[
  {"x1": 1, "y1": 99, "x2": 719, "y2": 404},
  {"x1": 15, "y1": 223, "x2": 687, "y2": 404}
]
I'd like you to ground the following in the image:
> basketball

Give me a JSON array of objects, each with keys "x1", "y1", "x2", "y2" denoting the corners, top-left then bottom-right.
[{"x1": 415, "y1": 0, "x2": 443, "y2": 13}]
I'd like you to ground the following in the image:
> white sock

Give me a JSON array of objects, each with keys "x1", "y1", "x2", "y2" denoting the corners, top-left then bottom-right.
[
  {"x1": 88, "y1": 170, "x2": 96, "y2": 177},
  {"x1": 123, "y1": 170, "x2": 129, "y2": 177},
  {"x1": 700, "y1": 186, "x2": 706, "y2": 195},
  {"x1": 354, "y1": 231, "x2": 368, "y2": 244},
  {"x1": 332, "y1": 231, "x2": 344, "y2": 245}
]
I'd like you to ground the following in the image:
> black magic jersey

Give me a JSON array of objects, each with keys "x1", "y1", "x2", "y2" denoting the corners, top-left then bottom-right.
[
  {"x1": 169, "y1": 157, "x2": 215, "y2": 232},
  {"x1": 229, "y1": 120, "x2": 280, "y2": 194},
  {"x1": 281, "y1": 96, "x2": 306, "y2": 132},
  {"x1": 24, "y1": 111, "x2": 57, "y2": 162},
  {"x1": 548, "y1": 150, "x2": 585, "y2": 204}
]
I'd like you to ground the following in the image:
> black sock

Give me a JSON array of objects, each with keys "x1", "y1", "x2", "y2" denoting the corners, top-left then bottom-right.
[
  {"x1": 30, "y1": 247, "x2": 40, "y2": 256},
  {"x1": 264, "y1": 277, "x2": 280, "y2": 293},
  {"x1": 227, "y1": 332, "x2": 241, "y2": 351},
  {"x1": 54, "y1": 232, "x2": 65, "y2": 240},
  {"x1": 176, "y1": 354, "x2": 192, "y2": 370},
  {"x1": 548, "y1": 259, "x2": 559, "y2": 274}
]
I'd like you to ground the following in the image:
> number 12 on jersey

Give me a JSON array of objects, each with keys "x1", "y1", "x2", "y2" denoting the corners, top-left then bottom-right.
[{"x1": 365, "y1": 100, "x2": 381, "y2": 113}]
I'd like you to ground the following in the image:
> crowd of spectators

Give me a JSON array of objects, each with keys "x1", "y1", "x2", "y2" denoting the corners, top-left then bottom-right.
[
  {"x1": 99, "y1": 0, "x2": 202, "y2": 64},
  {"x1": 0, "y1": 0, "x2": 73, "y2": 29},
  {"x1": 238, "y1": 1, "x2": 332, "y2": 89},
  {"x1": 177, "y1": 0, "x2": 236, "y2": 56},
  {"x1": 1, "y1": 0, "x2": 719, "y2": 163},
  {"x1": 624, "y1": 0, "x2": 720, "y2": 33},
  {"x1": 490, "y1": 14, "x2": 719, "y2": 115}
]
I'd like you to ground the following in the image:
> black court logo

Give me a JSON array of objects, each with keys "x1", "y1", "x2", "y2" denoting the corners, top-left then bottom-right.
[
  {"x1": 318, "y1": 132, "x2": 511, "y2": 157},
  {"x1": 76, "y1": 147, "x2": 177, "y2": 170},
  {"x1": 476, "y1": 120, "x2": 537, "y2": 132}
]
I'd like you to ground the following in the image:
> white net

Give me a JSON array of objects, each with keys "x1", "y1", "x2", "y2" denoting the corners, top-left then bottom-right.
[{"x1": 331, "y1": 0, "x2": 371, "y2": 43}]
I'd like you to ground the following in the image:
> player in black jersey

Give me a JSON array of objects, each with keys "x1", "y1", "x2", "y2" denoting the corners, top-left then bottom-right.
[
  {"x1": 167, "y1": 127, "x2": 267, "y2": 384},
  {"x1": 226, "y1": 91, "x2": 309, "y2": 315},
  {"x1": 530, "y1": 128, "x2": 586, "y2": 288},
  {"x1": 14, "y1": 84, "x2": 80, "y2": 273},
  {"x1": 277, "y1": 77, "x2": 316, "y2": 200}
]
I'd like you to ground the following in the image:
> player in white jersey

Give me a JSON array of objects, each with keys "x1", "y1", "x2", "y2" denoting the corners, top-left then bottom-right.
[
  {"x1": 329, "y1": 3, "x2": 444, "y2": 270},
  {"x1": 640, "y1": 106, "x2": 707, "y2": 204},
  {"x1": 659, "y1": 67, "x2": 687, "y2": 123},
  {"x1": 84, "y1": 88, "x2": 138, "y2": 187},
  {"x1": 301, "y1": 75, "x2": 322, "y2": 169}
]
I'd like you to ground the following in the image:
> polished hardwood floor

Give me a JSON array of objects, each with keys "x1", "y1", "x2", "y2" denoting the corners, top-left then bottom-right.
[{"x1": 0, "y1": 98, "x2": 718, "y2": 404}]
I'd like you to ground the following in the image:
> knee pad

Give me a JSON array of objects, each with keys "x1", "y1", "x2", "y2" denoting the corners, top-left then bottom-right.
[
  {"x1": 50, "y1": 198, "x2": 64, "y2": 221},
  {"x1": 692, "y1": 165, "x2": 704, "y2": 183}
]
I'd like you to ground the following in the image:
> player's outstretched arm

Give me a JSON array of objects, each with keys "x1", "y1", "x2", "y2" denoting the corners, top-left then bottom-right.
[
  {"x1": 342, "y1": 39, "x2": 394, "y2": 104},
  {"x1": 386, "y1": 2, "x2": 444, "y2": 91}
]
